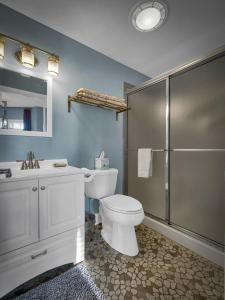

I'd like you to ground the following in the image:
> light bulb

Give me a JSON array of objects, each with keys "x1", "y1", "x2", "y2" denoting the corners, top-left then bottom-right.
[
  {"x1": 21, "y1": 46, "x2": 35, "y2": 69},
  {"x1": 48, "y1": 55, "x2": 59, "y2": 76},
  {"x1": 0, "y1": 38, "x2": 5, "y2": 59}
]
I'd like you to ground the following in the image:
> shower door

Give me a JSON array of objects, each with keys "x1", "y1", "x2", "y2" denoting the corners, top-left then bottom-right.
[
  {"x1": 126, "y1": 49, "x2": 225, "y2": 247},
  {"x1": 127, "y1": 80, "x2": 167, "y2": 220},
  {"x1": 170, "y1": 55, "x2": 225, "y2": 246}
]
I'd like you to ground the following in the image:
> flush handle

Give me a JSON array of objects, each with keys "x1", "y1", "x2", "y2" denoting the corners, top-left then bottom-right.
[{"x1": 40, "y1": 186, "x2": 46, "y2": 190}]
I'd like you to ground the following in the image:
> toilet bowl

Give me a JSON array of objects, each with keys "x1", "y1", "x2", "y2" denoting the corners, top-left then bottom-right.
[
  {"x1": 83, "y1": 168, "x2": 144, "y2": 256},
  {"x1": 100, "y1": 194, "x2": 144, "y2": 256}
]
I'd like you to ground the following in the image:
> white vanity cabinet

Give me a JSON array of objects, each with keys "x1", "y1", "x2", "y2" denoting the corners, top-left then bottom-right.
[
  {"x1": 39, "y1": 175, "x2": 84, "y2": 239},
  {"x1": 0, "y1": 162, "x2": 84, "y2": 298},
  {"x1": 0, "y1": 179, "x2": 39, "y2": 255}
]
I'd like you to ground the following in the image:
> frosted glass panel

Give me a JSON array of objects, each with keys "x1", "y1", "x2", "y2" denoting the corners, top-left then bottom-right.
[
  {"x1": 170, "y1": 56, "x2": 225, "y2": 149},
  {"x1": 127, "y1": 80, "x2": 167, "y2": 219},
  {"x1": 170, "y1": 151, "x2": 225, "y2": 246},
  {"x1": 128, "y1": 80, "x2": 166, "y2": 150}
]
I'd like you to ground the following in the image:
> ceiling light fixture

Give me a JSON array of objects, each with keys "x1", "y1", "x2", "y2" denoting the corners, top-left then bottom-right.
[{"x1": 130, "y1": 1, "x2": 168, "y2": 32}]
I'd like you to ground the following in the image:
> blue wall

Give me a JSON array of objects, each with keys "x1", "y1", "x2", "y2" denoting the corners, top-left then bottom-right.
[
  {"x1": 0, "y1": 4, "x2": 148, "y2": 193},
  {"x1": 2, "y1": 107, "x2": 24, "y2": 120}
]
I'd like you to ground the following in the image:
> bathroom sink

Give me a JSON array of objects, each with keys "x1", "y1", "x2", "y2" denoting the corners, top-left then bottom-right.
[
  {"x1": 0, "y1": 159, "x2": 83, "y2": 181},
  {"x1": 12, "y1": 167, "x2": 57, "y2": 178}
]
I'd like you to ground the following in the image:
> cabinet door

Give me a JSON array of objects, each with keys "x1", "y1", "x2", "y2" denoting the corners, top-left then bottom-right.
[
  {"x1": 0, "y1": 180, "x2": 39, "y2": 255},
  {"x1": 39, "y1": 174, "x2": 84, "y2": 240}
]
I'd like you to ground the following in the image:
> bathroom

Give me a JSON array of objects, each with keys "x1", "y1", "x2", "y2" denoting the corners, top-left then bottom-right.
[{"x1": 0, "y1": 0, "x2": 224, "y2": 299}]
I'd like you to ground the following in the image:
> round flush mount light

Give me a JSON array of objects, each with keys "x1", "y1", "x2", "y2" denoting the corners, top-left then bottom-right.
[{"x1": 130, "y1": 1, "x2": 168, "y2": 32}]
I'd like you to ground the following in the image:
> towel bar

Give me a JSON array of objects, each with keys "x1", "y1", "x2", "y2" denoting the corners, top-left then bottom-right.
[
  {"x1": 127, "y1": 149, "x2": 167, "y2": 152},
  {"x1": 127, "y1": 149, "x2": 225, "y2": 152}
]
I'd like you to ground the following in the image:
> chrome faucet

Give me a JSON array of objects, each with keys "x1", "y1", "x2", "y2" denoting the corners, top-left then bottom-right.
[
  {"x1": 17, "y1": 151, "x2": 42, "y2": 170},
  {"x1": 27, "y1": 151, "x2": 34, "y2": 169},
  {"x1": 21, "y1": 160, "x2": 28, "y2": 170}
]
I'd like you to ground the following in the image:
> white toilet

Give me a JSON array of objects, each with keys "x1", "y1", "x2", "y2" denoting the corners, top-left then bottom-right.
[{"x1": 83, "y1": 168, "x2": 144, "y2": 256}]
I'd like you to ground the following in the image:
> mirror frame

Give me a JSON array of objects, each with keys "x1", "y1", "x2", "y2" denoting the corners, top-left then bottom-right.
[{"x1": 0, "y1": 64, "x2": 52, "y2": 137}]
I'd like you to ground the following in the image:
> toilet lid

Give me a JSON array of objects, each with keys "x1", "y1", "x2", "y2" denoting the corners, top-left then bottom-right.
[{"x1": 102, "y1": 194, "x2": 143, "y2": 213}]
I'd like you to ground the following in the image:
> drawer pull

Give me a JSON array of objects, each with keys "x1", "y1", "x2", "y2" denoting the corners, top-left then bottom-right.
[
  {"x1": 31, "y1": 249, "x2": 47, "y2": 260},
  {"x1": 32, "y1": 187, "x2": 38, "y2": 192},
  {"x1": 40, "y1": 186, "x2": 46, "y2": 190}
]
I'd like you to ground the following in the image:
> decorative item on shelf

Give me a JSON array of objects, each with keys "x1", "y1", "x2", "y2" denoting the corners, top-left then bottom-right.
[
  {"x1": 0, "y1": 37, "x2": 5, "y2": 59},
  {"x1": 0, "y1": 32, "x2": 60, "y2": 76},
  {"x1": 48, "y1": 55, "x2": 59, "y2": 76},
  {"x1": 68, "y1": 88, "x2": 130, "y2": 120}
]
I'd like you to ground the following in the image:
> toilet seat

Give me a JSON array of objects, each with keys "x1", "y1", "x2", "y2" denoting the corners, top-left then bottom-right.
[{"x1": 102, "y1": 194, "x2": 143, "y2": 214}]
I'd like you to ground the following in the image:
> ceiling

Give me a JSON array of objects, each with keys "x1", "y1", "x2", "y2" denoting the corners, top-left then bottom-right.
[{"x1": 1, "y1": 0, "x2": 225, "y2": 77}]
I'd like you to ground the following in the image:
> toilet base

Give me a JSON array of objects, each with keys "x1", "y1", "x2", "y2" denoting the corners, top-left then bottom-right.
[{"x1": 101, "y1": 224, "x2": 139, "y2": 256}]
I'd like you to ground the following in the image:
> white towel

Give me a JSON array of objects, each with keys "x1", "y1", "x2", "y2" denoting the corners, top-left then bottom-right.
[{"x1": 138, "y1": 148, "x2": 153, "y2": 178}]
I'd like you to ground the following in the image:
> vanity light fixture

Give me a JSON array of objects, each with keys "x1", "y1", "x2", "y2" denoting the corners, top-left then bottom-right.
[
  {"x1": 21, "y1": 46, "x2": 35, "y2": 69},
  {"x1": 130, "y1": 0, "x2": 168, "y2": 32},
  {"x1": 0, "y1": 32, "x2": 60, "y2": 76},
  {"x1": 48, "y1": 55, "x2": 59, "y2": 76},
  {"x1": 0, "y1": 37, "x2": 5, "y2": 59},
  {"x1": 15, "y1": 45, "x2": 38, "y2": 69}
]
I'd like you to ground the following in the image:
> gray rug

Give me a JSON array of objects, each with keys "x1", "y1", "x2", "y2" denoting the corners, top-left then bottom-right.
[{"x1": 15, "y1": 264, "x2": 105, "y2": 300}]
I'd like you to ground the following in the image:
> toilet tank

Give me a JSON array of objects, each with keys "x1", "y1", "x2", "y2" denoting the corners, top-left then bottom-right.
[{"x1": 84, "y1": 168, "x2": 118, "y2": 199}]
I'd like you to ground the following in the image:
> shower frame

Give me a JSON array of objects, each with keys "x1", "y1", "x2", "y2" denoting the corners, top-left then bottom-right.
[{"x1": 125, "y1": 45, "x2": 225, "y2": 250}]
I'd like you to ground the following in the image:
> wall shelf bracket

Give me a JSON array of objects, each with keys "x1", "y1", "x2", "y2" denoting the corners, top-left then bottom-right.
[
  {"x1": 68, "y1": 95, "x2": 130, "y2": 121},
  {"x1": 116, "y1": 107, "x2": 131, "y2": 121}
]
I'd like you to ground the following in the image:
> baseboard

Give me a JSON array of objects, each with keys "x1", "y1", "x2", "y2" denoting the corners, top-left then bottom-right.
[{"x1": 143, "y1": 216, "x2": 224, "y2": 268}]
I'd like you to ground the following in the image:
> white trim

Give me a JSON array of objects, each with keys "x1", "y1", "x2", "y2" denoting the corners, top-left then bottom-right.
[
  {"x1": 143, "y1": 215, "x2": 224, "y2": 267},
  {"x1": 46, "y1": 77, "x2": 52, "y2": 137},
  {"x1": 0, "y1": 62, "x2": 53, "y2": 137},
  {"x1": 0, "y1": 128, "x2": 52, "y2": 137}
]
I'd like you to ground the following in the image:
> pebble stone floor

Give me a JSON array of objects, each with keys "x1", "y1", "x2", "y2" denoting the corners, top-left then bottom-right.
[{"x1": 85, "y1": 217, "x2": 224, "y2": 300}]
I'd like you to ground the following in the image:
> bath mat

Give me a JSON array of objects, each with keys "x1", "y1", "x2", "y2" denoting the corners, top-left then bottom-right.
[{"x1": 15, "y1": 263, "x2": 104, "y2": 300}]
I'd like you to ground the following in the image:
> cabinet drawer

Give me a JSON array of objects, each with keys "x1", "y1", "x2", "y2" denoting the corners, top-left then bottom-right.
[{"x1": 0, "y1": 226, "x2": 84, "y2": 298}]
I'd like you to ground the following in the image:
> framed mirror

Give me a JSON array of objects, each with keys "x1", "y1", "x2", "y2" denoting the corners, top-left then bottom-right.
[{"x1": 0, "y1": 67, "x2": 52, "y2": 137}]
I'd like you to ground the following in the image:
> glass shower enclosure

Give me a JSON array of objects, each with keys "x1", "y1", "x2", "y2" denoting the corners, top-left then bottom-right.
[{"x1": 126, "y1": 48, "x2": 225, "y2": 248}]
